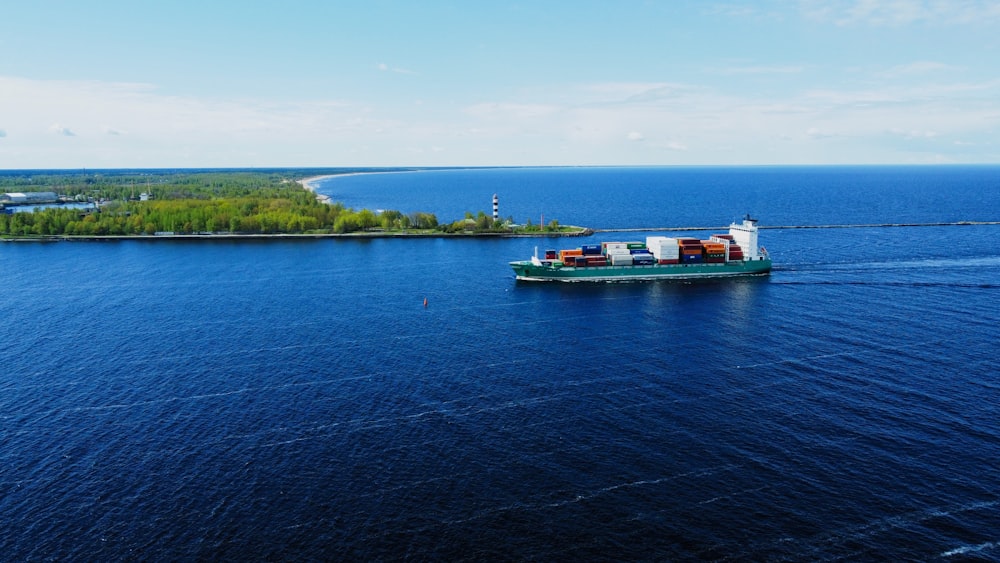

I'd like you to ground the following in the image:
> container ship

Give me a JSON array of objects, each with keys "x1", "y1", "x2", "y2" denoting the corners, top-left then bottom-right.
[{"x1": 510, "y1": 215, "x2": 772, "y2": 282}]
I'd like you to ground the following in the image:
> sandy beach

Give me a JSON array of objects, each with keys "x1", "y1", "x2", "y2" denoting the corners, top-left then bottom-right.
[
  {"x1": 298, "y1": 170, "x2": 423, "y2": 205},
  {"x1": 298, "y1": 171, "x2": 407, "y2": 203},
  {"x1": 297, "y1": 175, "x2": 339, "y2": 203}
]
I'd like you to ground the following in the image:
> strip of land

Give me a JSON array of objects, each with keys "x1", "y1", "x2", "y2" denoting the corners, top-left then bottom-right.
[{"x1": 2, "y1": 168, "x2": 578, "y2": 239}]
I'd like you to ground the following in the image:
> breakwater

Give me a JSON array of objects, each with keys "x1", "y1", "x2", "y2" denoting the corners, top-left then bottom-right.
[{"x1": 594, "y1": 221, "x2": 1000, "y2": 233}]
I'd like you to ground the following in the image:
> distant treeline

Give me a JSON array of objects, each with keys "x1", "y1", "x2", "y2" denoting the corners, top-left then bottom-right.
[{"x1": 0, "y1": 169, "x2": 563, "y2": 237}]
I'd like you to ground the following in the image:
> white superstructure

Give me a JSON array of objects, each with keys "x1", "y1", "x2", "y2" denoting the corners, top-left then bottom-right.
[{"x1": 728, "y1": 215, "x2": 763, "y2": 260}]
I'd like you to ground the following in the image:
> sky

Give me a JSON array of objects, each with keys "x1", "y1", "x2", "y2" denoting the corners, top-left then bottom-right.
[{"x1": 1, "y1": 0, "x2": 999, "y2": 168}]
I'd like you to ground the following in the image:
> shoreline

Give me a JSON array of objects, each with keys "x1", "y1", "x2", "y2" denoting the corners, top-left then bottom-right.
[
  {"x1": 297, "y1": 169, "x2": 424, "y2": 204},
  {"x1": 0, "y1": 228, "x2": 592, "y2": 243},
  {"x1": 297, "y1": 174, "x2": 339, "y2": 204},
  {"x1": 4, "y1": 169, "x2": 591, "y2": 242}
]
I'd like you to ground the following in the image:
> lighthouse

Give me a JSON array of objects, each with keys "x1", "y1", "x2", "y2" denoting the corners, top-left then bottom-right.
[{"x1": 492, "y1": 193, "x2": 499, "y2": 221}]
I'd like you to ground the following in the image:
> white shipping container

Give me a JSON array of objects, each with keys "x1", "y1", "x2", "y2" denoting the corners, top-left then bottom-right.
[
  {"x1": 606, "y1": 248, "x2": 632, "y2": 256},
  {"x1": 610, "y1": 253, "x2": 634, "y2": 266},
  {"x1": 650, "y1": 245, "x2": 680, "y2": 260},
  {"x1": 604, "y1": 242, "x2": 629, "y2": 251},
  {"x1": 646, "y1": 236, "x2": 676, "y2": 248}
]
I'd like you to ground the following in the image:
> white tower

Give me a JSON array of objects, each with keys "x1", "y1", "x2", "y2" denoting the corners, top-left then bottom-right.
[{"x1": 492, "y1": 193, "x2": 499, "y2": 220}]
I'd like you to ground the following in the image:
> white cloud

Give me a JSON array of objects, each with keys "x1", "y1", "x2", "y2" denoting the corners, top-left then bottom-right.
[
  {"x1": 709, "y1": 65, "x2": 806, "y2": 75},
  {"x1": 705, "y1": 4, "x2": 759, "y2": 18},
  {"x1": 580, "y1": 82, "x2": 706, "y2": 105},
  {"x1": 0, "y1": 129, "x2": 6, "y2": 138},
  {"x1": 889, "y1": 128, "x2": 938, "y2": 139},
  {"x1": 1, "y1": 72, "x2": 997, "y2": 167},
  {"x1": 0, "y1": 75, "x2": 403, "y2": 167},
  {"x1": 807, "y1": 127, "x2": 837, "y2": 139},
  {"x1": 463, "y1": 102, "x2": 561, "y2": 120},
  {"x1": 881, "y1": 61, "x2": 958, "y2": 77},
  {"x1": 800, "y1": 0, "x2": 1000, "y2": 26},
  {"x1": 377, "y1": 62, "x2": 416, "y2": 75},
  {"x1": 50, "y1": 123, "x2": 76, "y2": 136}
]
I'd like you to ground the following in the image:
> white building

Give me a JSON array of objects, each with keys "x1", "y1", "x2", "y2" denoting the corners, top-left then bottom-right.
[{"x1": 1, "y1": 192, "x2": 59, "y2": 204}]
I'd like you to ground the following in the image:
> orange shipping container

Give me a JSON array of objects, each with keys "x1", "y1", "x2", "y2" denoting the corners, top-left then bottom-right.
[{"x1": 559, "y1": 249, "x2": 583, "y2": 260}]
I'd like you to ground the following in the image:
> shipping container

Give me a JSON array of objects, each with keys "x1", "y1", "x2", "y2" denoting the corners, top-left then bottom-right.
[
  {"x1": 544, "y1": 249, "x2": 557, "y2": 259},
  {"x1": 651, "y1": 249, "x2": 680, "y2": 260},
  {"x1": 605, "y1": 248, "x2": 632, "y2": 257},
  {"x1": 604, "y1": 242, "x2": 629, "y2": 251},
  {"x1": 610, "y1": 254, "x2": 634, "y2": 266},
  {"x1": 560, "y1": 249, "x2": 583, "y2": 260},
  {"x1": 646, "y1": 236, "x2": 677, "y2": 248},
  {"x1": 657, "y1": 258, "x2": 680, "y2": 265},
  {"x1": 626, "y1": 242, "x2": 646, "y2": 249},
  {"x1": 582, "y1": 244, "x2": 602, "y2": 255},
  {"x1": 682, "y1": 254, "x2": 703, "y2": 263}
]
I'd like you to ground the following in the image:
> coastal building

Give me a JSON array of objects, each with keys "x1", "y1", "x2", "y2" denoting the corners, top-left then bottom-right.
[{"x1": 1, "y1": 192, "x2": 60, "y2": 204}]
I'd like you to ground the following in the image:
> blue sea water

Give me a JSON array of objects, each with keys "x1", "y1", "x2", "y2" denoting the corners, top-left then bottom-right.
[{"x1": 2, "y1": 166, "x2": 999, "y2": 560}]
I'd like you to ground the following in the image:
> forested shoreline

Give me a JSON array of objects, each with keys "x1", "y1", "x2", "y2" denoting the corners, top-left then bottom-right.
[{"x1": 0, "y1": 169, "x2": 572, "y2": 237}]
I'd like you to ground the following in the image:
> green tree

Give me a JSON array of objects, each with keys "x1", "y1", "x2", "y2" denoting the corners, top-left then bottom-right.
[{"x1": 356, "y1": 209, "x2": 378, "y2": 230}]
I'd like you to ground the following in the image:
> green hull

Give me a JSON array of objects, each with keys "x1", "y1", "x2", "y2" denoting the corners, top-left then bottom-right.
[{"x1": 510, "y1": 258, "x2": 772, "y2": 282}]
